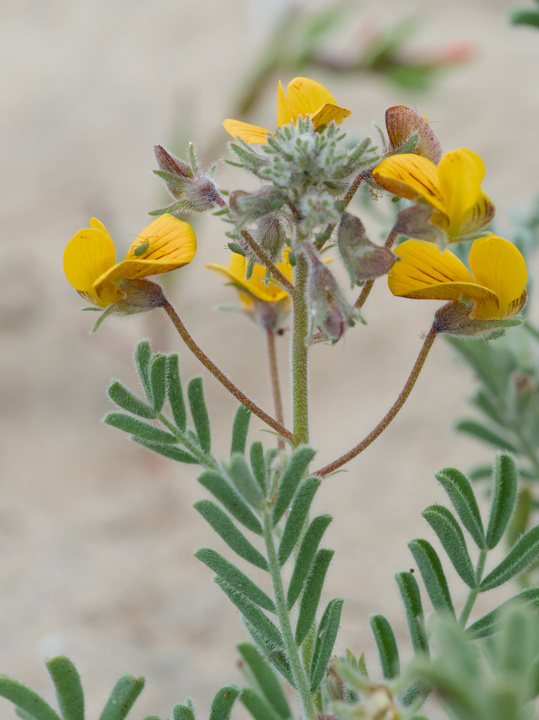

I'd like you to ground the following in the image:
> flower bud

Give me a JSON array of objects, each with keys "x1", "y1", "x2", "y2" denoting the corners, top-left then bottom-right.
[
  {"x1": 153, "y1": 144, "x2": 219, "y2": 213},
  {"x1": 385, "y1": 105, "x2": 442, "y2": 163},
  {"x1": 304, "y1": 244, "x2": 358, "y2": 341},
  {"x1": 338, "y1": 212, "x2": 397, "y2": 285},
  {"x1": 255, "y1": 213, "x2": 288, "y2": 262}
]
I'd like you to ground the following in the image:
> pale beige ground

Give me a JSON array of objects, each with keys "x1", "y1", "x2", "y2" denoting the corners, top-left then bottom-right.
[{"x1": 1, "y1": 1, "x2": 539, "y2": 718}]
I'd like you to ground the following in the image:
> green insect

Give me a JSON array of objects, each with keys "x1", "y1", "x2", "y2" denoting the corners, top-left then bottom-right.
[{"x1": 133, "y1": 240, "x2": 150, "y2": 256}]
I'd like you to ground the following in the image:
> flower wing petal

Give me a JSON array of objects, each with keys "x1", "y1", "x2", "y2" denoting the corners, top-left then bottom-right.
[
  {"x1": 309, "y1": 102, "x2": 351, "y2": 128},
  {"x1": 469, "y1": 235, "x2": 527, "y2": 317},
  {"x1": 373, "y1": 154, "x2": 447, "y2": 217},
  {"x1": 388, "y1": 239, "x2": 474, "y2": 297},
  {"x1": 457, "y1": 190, "x2": 496, "y2": 238},
  {"x1": 438, "y1": 148, "x2": 486, "y2": 236},
  {"x1": 223, "y1": 119, "x2": 270, "y2": 144},
  {"x1": 93, "y1": 215, "x2": 196, "y2": 298},
  {"x1": 63, "y1": 220, "x2": 117, "y2": 306}
]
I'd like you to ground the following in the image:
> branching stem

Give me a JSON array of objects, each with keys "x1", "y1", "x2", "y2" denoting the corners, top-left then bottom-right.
[
  {"x1": 163, "y1": 301, "x2": 293, "y2": 442},
  {"x1": 314, "y1": 325, "x2": 438, "y2": 477}
]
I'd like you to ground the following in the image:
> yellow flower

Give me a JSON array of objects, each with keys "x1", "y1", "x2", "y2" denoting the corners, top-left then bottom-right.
[
  {"x1": 388, "y1": 236, "x2": 527, "y2": 322},
  {"x1": 223, "y1": 77, "x2": 351, "y2": 144},
  {"x1": 207, "y1": 251, "x2": 294, "y2": 330},
  {"x1": 63, "y1": 214, "x2": 197, "y2": 308},
  {"x1": 372, "y1": 148, "x2": 495, "y2": 241}
]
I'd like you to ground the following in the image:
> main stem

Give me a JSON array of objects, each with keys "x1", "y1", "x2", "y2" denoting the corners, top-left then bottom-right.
[
  {"x1": 163, "y1": 301, "x2": 293, "y2": 442},
  {"x1": 267, "y1": 328, "x2": 285, "y2": 451},
  {"x1": 315, "y1": 325, "x2": 438, "y2": 477},
  {"x1": 263, "y1": 511, "x2": 315, "y2": 720},
  {"x1": 291, "y1": 250, "x2": 311, "y2": 447},
  {"x1": 459, "y1": 549, "x2": 487, "y2": 627}
]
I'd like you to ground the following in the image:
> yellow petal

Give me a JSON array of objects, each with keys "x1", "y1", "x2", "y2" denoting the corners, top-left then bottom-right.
[
  {"x1": 276, "y1": 80, "x2": 294, "y2": 128},
  {"x1": 223, "y1": 119, "x2": 270, "y2": 144},
  {"x1": 457, "y1": 190, "x2": 496, "y2": 238},
  {"x1": 93, "y1": 215, "x2": 196, "y2": 301},
  {"x1": 285, "y1": 77, "x2": 338, "y2": 119},
  {"x1": 373, "y1": 155, "x2": 447, "y2": 217},
  {"x1": 63, "y1": 219, "x2": 117, "y2": 306},
  {"x1": 438, "y1": 149, "x2": 486, "y2": 236},
  {"x1": 388, "y1": 239, "x2": 473, "y2": 297},
  {"x1": 309, "y1": 102, "x2": 352, "y2": 129},
  {"x1": 469, "y1": 235, "x2": 527, "y2": 317},
  {"x1": 208, "y1": 251, "x2": 293, "y2": 304}
]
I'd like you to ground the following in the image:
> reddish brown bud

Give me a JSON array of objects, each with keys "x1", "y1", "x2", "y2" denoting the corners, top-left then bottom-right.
[{"x1": 385, "y1": 106, "x2": 442, "y2": 164}]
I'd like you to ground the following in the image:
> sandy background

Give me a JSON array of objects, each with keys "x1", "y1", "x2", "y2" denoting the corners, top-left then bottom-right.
[{"x1": 2, "y1": 0, "x2": 539, "y2": 718}]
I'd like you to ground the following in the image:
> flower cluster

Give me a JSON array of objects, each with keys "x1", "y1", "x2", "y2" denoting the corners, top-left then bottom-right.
[{"x1": 62, "y1": 74, "x2": 527, "y2": 341}]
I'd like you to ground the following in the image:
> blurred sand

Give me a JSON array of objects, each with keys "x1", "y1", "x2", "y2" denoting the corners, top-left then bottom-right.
[{"x1": 1, "y1": 0, "x2": 539, "y2": 717}]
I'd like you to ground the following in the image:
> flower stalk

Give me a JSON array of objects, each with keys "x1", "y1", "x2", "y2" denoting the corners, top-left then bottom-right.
[
  {"x1": 163, "y1": 301, "x2": 293, "y2": 442},
  {"x1": 315, "y1": 325, "x2": 438, "y2": 476},
  {"x1": 291, "y1": 249, "x2": 311, "y2": 447}
]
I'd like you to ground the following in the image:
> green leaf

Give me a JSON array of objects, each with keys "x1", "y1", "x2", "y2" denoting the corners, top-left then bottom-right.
[
  {"x1": 395, "y1": 572, "x2": 429, "y2": 656},
  {"x1": 510, "y1": 9, "x2": 539, "y2": 27},
  {"x1": 149, "y1": 354, "x2": 167, "y2": 413},
  {"x1": 435, "y1": 468, "x2": 485, "y2": 549},
  {"x1": 227, "y1": 455, "x2": 264, "y2": 509},
  {"x1": 250, "y1": 442, "x2": 266, "y2": 493},
  {"x1": 134, "y1": 341, "x2": 153, "y2": 403},
  {"x1": 133, "y1": 438, "x2": 198, "y2": 463},
  {"x1": 198, "y1": 470, "x2": 263, "y2": 535},
  {"x1": 0, "y1": 676, "x2": 61, "y2": 720},
  {"x1": 466, "y1": 588, "x2": 539, "y2": 638},
  {"x1": 188, "y1": 378, "x2": 211, "y2": 454},
  {"x1": 166, "y1": 354, "x2": 187, "y2": 431},
  {"x1": 272, "y1": 448, "x2": 316, "y2": 526},
  {"x1": 231, "y1": 406, "x2": 251, "y2": 456},
  {"x1": 295, "y1": 549, "x2": 334, "y2": 646},
  {"x1": 310, "y1": 598, "x2": 344, "y2": 692},
  {"x1": 237, "y1": 644, "x2": 291, "y2": 720},
  {"x1": 278, "y1": 477, "x2": 320, "y2": 566},
  {"x1": 46, "y1": 656, "x2": 84, "y2": 720},
  {"x1": 99, "y1": 676, "x2": 145, "y2": 720},
  {"x1": 104, "y1": 413, "x2": 178, "y2": 444},
  {"x1": 409, "y1": 539, "x2": 455, "y2": 616},
  {"x1": 422, "y1": 505, "x2": 476, "y2": 588},
  {"x1": 471, "y1": 390, "x2": 505, "y2": 427},
  {"x1": 242, "y1": 624, "x2": 295, "y2": 687},
  {"x1": 216, "y1": 578, "x2": 282, "y2": 649},
  {"x1": 172, "y1": 702, "x2": 195, "y2": 720},
  {"x1": 107, "y1": 382, "x2": 156, "y2": 419},
  {"x1": 240, "y1": 688, "x2": 281, "y2": 720},
  {"x1": 194, "y1": 500, "x2": 268, "y2": 570},
  {"x1": 287, "y1": 515, "x2": 332, "y2": 610},
  {"x1": 455, "y1": 420, "x2": 518, "y2": 453},
  {"x1": 208, "y1": 684, "x2": 240, "y2": 720},
  {"x1": 196, "y1": 548, "x2": 275, "y2": 613},
  {"x1": 370, "y1": 614, "x2": 400, "y2": 679},
  {"x1": 480, "y1": 524, "x2": 539, "y2": 591},
  {"x1": 486, "y1": 453, "x2": 519, "y2": 549}
]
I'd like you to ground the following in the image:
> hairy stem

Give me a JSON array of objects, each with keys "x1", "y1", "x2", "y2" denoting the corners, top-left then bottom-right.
[
  {"x1": 315, "y1": 325, "x2": 437, "y2": 477},
  {"x1": 291, "y1": 250, "x2": 311, "y2": 447},
  {"x1": 264, "y1": 511, "x2": 315, "y2": 720},
  {"x1": 267, "y1": 328, "x2": 285, "y2": 451},
  {"x1": 163, "y1": 301, "x2": 293, "y2": 442},
  {"x1": 354, "y1": 227, "x2": 398, "y2": 310}
]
